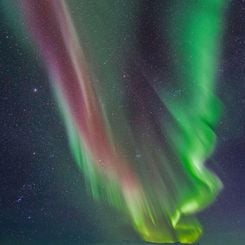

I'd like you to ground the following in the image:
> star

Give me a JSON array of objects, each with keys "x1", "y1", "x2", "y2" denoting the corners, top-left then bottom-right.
[{"x1": 16, "y1": 195, "x2": 24, "y2": 203}]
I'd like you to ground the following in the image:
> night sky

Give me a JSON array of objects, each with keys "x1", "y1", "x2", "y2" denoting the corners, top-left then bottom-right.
[{"x1": 0, "y1": 1, "x2": 245, "y2": 245}]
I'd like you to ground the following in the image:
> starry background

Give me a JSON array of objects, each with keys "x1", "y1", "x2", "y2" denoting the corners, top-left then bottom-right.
[{"x1": 0, "y1": 1, "x2": 244, "y2": 245}]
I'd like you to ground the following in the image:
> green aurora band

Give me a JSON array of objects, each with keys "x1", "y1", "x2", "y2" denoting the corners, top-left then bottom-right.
[{"x1": 5, "y1": 0, "x2": 228, "y2": 243}]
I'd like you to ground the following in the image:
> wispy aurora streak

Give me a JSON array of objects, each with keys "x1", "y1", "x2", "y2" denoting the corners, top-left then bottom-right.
[{"x1": 20, "y1": 0, "x2": 226, "y2": 243}]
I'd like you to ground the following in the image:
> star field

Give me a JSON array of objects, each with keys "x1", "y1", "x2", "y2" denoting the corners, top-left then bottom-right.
[{"x1": 0, "y1": 1, "x2": 245, "y2": 245}]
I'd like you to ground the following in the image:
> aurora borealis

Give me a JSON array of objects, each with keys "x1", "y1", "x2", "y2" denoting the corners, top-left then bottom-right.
[
  {"x1": 17, "y1": 0, "x2": 227, "y2": 243},
  {"x1": 2, "y1": 1, "x2": 245, "y2": 245}
]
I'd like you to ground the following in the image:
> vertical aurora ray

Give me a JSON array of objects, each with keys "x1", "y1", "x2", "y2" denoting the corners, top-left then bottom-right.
[
  {"x1": 160, "y1": 0, "x2": 226, "y2": 214},
  {"x1": 18, "y1": 0, "x2": 227, "y2": 243}
]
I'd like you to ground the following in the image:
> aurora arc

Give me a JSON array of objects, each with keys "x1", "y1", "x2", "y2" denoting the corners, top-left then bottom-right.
[{"x1": 19, "y1": 0, "x2": 226, "y2": 243}]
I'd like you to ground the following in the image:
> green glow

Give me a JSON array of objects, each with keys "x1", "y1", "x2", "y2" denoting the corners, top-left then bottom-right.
[
  {"x1": 164, "y1": 0, "x2": 225, "y2": 210},
  {"x1": 9, "y1": 1, "x2": 227, "y2": 243}
]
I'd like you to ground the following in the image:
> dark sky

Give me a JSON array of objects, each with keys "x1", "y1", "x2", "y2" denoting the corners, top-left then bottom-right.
[{"x1": 0, "y1": 1, "x2": 244, "y2": 245}]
